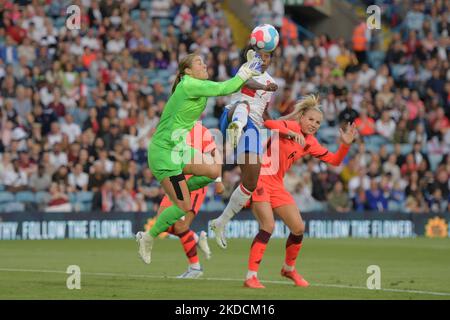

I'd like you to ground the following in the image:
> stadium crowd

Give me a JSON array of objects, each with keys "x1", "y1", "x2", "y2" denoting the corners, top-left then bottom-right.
[{"x1": 0, "y1": 0, "x2": 449, "y2": 214}]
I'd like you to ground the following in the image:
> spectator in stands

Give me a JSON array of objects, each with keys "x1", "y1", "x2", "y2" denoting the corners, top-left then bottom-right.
[
  {"x1": 408, "y1": 123, "x2": 428, "y2": 148},
  {"x1": 92, "y1": 179, "x2": 112, "y2": 212},
  {"x1": 389, "y1": 180, "x2": 406, "y2": 211},
  {"x1": 320, "y1": 92, "x2": 338, "y2": 126},
  {"x1": 365, "y1": 179, "x2": 388, "y2": 211},
  {"x1": 45, "y1": 182, "x2": 72, "y2": 212},
  {"x1": 348, "y1": 167, "x2": 370, "y2": 199},
  {"x1": 430, "y1": 107, "x2": 450, "y2": 138},
  {"x1": 427, "y1": 189, "x2": 448, "y2": 213},
  {"x1": 68, "y1": 163, "x2": 89, "y2": 192},
  {"x1": 13, "y1": 85, "x2": 32, "y2": 121},
  {"x1": 406, "y1": 90, "x2": 425, "y2": 122},
  {"x1": 311, "y1": 169, "x2": 332, "y2": 202},
  {"x1": 354, "y1": 108, "x2": 376, "y2": 137},
  {"x1": 338, "y1": 100, "x2": 359, "y2": 126},
  {"x1": 393, "y1": 118, "x2": 409, "y2": 144},
  {"x1": 2, "y1": 158, "x2": 27, "y2": 192},
  {"x1": 112, "y1": 177, "x2": 134, "y2": 212},
  {"x1": 353, "y1": 187, "x2": 369, "y2": 211},
  {"x1": 405, "y1": 191, "x2": 429, "y2": 214},
  {"x1": 432, "y1": 168, "x2": 450, "y2": 200},
  {"x1": 88, "y1": 162, "x2": 107, "y2": 193},
  {"x1": 404, "y1": 1, "x2": 425, "y2": 35},
  {"x1": 52, "y1": 165, "x2": 69, "y2": 185},
  {"x1": 29, "y1": 164, "x2": 52, "y2": 192},
  {"x1": 375, "y1": 110, "x2": 396, "y2": 141},
  {"x1": 328, "y1": 181, "x2": 351, "y2": 213},
  {"x1": 48, "y1": 142, "x2": 68, "y2": 168},
  {"x1": 357, "y1": 63, "x2": 376, "y2": 88},
  {"x1": 275, "y1": 86, "x2": 296, "y2": 117},
  {"x1": 61, "y1": 113, "x2": 81, "y2": 144}
]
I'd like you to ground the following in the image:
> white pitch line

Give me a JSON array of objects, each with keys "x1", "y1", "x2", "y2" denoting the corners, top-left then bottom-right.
[{"x1": 0, "y1": 268, "x2": 449, "y2": 297}]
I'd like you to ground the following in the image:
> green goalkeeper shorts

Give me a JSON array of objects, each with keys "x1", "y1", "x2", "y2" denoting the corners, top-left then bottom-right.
[{"x1": 147, "y1": 140, "x2": 197, "y2": 182}]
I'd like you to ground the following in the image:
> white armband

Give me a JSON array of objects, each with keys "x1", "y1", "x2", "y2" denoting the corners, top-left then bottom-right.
[{"x1": 215, "y1": 177, "x2": 222, "y2": 183}]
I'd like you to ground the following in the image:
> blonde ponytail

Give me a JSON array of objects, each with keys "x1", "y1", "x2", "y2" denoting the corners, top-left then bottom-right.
[{"x1": 280, "y1": 94, "x2": 322, "y2": 122}]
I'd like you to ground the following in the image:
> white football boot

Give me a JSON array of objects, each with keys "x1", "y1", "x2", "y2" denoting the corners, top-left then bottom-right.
[
  {"x1": 210, "y1": 219, "x2": 227, "y2": 249},
  {"x1": 197, "y1": 230, "x2": 211, "y2": 260},
  {"x1": 136, "y1": 231, "x2": 153, "y2": 264},
  {"x1": 176, "y1": 266, "x2": 204, "y2": 279}
]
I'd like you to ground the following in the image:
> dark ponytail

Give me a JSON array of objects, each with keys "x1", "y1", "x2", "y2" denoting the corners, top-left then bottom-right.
[
  {"x1": 171, "y1": 73, "x2": 183, "y2": 94},
  {"x1": 171, "y1": 53, "x2": 198, "y2": 94}
]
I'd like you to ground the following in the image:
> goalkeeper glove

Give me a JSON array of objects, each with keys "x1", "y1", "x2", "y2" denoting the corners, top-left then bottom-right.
[{"x1": 237, "y1": 54, "x2": 262, "y2": 81}]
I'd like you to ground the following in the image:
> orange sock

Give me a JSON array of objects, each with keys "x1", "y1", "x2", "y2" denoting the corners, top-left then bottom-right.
[
  {"x1": 284, "y1": 233, "x2": 303, "y2": 269},
  {"x1": 248, "y1": 230, "x2": 272, "y2": 272},
  {"x1": 177, "y1": 230, "x2": 199, "y2": 264}
]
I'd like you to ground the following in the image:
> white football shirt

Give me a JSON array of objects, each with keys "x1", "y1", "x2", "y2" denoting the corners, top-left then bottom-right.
[{"x1": 226, "y1": 71, "x2": 276, "y2": 128}]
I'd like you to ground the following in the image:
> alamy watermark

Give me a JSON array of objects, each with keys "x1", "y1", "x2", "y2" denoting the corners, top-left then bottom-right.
[
  {"x1": 66, "y1": 265, "x2": 81, "y2": 290},
  {"x1": 366, "y1": 265, "x2": 381, "y2": 290},
  {"x1": 366, "y1": 5, "x2": 381, "y2": 30},
  {"x1": 66, "y1": 5, "x2": 81, "y2": 30}
]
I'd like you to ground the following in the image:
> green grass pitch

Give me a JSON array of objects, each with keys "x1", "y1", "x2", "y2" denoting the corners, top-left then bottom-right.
[{"x1": 0, "y1": 238, "x2": 449, "y2": 300}]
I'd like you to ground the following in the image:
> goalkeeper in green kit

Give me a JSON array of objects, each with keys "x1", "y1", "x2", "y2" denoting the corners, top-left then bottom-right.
[{"x1": 136, "y1": 52, "x2": 262, "y2": 264}]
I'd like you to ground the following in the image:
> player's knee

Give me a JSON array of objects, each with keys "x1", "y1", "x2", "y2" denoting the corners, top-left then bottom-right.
[
  {"x1": 291, "y1": 221, "x2": 305, "y2": 236},
  {"x1": 177, "y1": 200, "x2": 192, "y2": 213},
  {"x1": 209, "y1": 164, "x2": 221, "y2": 180},
  {"x1": 174, "y1": 220, "x2": 188, "y2": 234},
  {"x1": 262, "y1": 221, "x2": 275, "y2": 234}
]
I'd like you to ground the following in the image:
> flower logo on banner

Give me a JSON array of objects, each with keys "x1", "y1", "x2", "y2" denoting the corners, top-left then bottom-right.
[
  {"x1": 144, "y1": 218, "x2": 168, "y2": 239},
  {"x1": 425, "y1": 217, "x2": 448, "y2": 238}
]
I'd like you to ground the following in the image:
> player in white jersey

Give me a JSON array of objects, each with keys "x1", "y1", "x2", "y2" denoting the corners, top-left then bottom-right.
[{"x1": 211, "y1": 47, "x2": 278, "y2": 249}]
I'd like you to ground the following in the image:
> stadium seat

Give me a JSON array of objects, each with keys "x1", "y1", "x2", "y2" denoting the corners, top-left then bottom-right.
[
  {"x1": 54, "y1": 17, "x2": 66, "y2": 29},
  {"x1": 15, "y1": 191, "x2": 36, "y2": 203},
  {"x1": 86, "y1": 93, "x2": 94, "y2": 105},
  {"x1": 400, "y1": 144, "x2": 413, "y2": 155},
  {"x1": 388, "y1": 200, "x2": 403, "y2": 212},
  {"x1": 80, "y1": 202, "x2": 92, "y2": 211},
  {"x1": 131, "y1": 10, "x2": 140, "y2": 20},
  {"x1": 428, "y1": 154, "x2": 443, "y2": 172},
  {"x1": 83, "y1": 77, "x2": 97, "y2": 87},
  {"x1": 367, "y1": 50, "x2": 386, "y2": 70},
  {"x1": 69, "y1": 193, "x2": 78, "y2": 205},
  {"x1": 3, "y1": 202, "x2": 26, "y2": 212},
  {"x1": 385, "y1": 143, "x2": 395, "y2": 154},
  {"x1": 77, "y1": 191, "x2": 94, "y2": 203},
  {"x1": 159, "y1": 18, "x2": 171, "y2": 29},
  {"x1": 140, "y1": 0, "x2": 152, "y2": 10},
  {"x1": 144, "y1": 69, "x2": 157, "y2": 79},
  {"x1": 364, "y1": 135, "x2": 388, "y2": 149},
  {"x1": 149, "y1": 77, "x2": 165, "y2": 85},
  {"x1": 317, "y1": 127, "x2": 338, "y2": 145},
  {"x1": 35, "y1": 191, "x2": 51, "y2": 204},
  {"x1": 157, "y1": 69, "x2": 171, "y2": 79},
  {"x1": 0, "y1": 191, "x2": 15, "y2": 203}
]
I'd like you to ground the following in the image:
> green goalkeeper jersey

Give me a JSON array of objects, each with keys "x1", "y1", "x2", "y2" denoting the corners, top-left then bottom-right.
[
  {"x1": 151, "y1": 75, "x2": 245, "y2": 150},
  {"x1": 148, "y1": 74, "x2": 245, "y2": 182}
]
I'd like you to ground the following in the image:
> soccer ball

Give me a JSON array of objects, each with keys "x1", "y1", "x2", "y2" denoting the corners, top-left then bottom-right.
[{"x1": 249, "y1": 24, "x2": 279, "y2": 53}]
